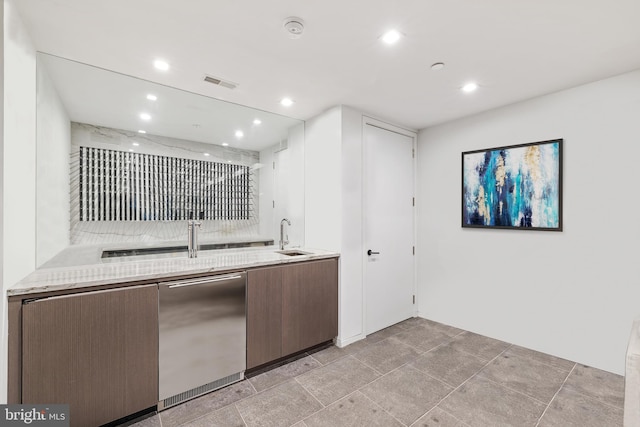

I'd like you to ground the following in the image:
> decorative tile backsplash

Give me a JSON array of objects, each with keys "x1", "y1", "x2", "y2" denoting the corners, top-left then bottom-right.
[{"x1": 70, "y1": 123, "x2": 261, "y2": 245}]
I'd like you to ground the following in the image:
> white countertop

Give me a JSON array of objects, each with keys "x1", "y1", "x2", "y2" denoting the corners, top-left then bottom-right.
[{"x1": 8, "y1": 244, "x2": 339, "y2": 297}]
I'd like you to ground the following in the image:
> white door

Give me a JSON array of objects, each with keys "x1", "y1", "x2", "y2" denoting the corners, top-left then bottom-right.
[{"x1": 364, "y1": 121, "x2": 415, "y2": 335}]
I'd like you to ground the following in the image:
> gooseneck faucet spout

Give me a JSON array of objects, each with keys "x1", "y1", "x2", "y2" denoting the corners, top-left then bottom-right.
[
  {"x1": 279, "y1": 218, "x2": 291, "y2": 250},
  {"x1": 188, "y1": 219, "x2": 202, "y2": 258}
]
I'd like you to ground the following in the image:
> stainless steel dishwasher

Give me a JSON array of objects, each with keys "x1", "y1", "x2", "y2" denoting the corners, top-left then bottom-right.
[{"x1": 158, "y1": 272, "x2": 246, "y2": 410}]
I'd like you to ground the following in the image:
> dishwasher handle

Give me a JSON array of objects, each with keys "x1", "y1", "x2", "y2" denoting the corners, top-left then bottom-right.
[{"x1": 163, "y1": 274, "x2": 244, "y2": 289}]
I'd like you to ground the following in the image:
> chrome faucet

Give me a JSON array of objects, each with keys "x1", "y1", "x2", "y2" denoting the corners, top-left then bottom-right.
[
  {"x1": 279, "y1": 218, "x2": 291, "y2": 250},
  {"x1": 187, "y1": 219, "x2": 202, "y2": 258}
]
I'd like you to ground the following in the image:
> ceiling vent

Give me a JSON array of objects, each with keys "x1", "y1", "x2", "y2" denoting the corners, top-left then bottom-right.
[{"x1": 203, "y1": 75, "x2": 238, "y2": 90}]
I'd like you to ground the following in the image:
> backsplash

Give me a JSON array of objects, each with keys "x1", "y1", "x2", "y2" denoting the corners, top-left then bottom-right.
[{"x1": 70, "y1": 123, "x2": 261, "y2": 245}]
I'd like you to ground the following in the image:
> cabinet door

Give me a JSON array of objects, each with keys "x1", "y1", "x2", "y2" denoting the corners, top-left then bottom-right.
[
  {"x1": 246, "y1": 267, "x2": 283, "y2": 369},
  {"x1": 282, "y1": 259, "x2": 338, "y2": 355},
  {"x1": 22, "y1": 285, "x2": 158, "y2": 427}
]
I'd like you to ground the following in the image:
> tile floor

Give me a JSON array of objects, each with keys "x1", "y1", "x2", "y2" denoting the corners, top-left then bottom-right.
[{"x1": 130, "y1": 317, "x2": 625, "y2": 427}]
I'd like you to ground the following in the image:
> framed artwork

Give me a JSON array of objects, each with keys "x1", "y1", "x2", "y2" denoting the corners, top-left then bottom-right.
[{"x1": 462, "y1": 138, "x2": 563, "y2": 231}]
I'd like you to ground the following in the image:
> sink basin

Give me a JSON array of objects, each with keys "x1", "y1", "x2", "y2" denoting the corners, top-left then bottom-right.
[{"x1": 276, "y1": 249, "x2": 311, "y2": 257}]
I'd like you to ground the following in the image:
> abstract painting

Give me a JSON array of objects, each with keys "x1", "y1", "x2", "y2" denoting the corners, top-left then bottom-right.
[{"x1": 462, "y1": 139, "x2": 562, "y2": 231}]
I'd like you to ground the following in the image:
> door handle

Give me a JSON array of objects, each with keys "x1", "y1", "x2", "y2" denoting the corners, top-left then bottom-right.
[{"x1": 367, "y1": 249, "x2": 380, "y2": 256}]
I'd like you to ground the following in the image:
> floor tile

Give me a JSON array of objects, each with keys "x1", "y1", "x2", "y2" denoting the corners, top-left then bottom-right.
[
  {"x1": 160, "y1": 380, "x2": 255, "y2": 427},
  {"x1": 537, "y1": 387, "x2": 623, "y2": 427},
  {"x1": 393, "y1": 325, "x2": 453, "y2": 352},
  {"x1": 410, "y1": 407, "x2": 468, "y2": 427},
  {"x1": 181, "y1": 405, "x2": 245, "y2": 427},
  {"x1": 360, "y1": 365, "x2": 453, "y2": 425},
  {"x1": 448, "y1": 331, "x2": 511, "y2": 362},
  {"x1": 563, "y1": 364, "x2": 625, "y2": 408},
  {"x1": 508, "y1": 345, "x2": 575, "y2": 372},
  {"x1": 129, "y1": 414, "x2": 162, "y2": 427},
  {"x1": 235, "y1": 380, "x2": 322, "y2": 427},
  {"x1": 410, "y1": 343, "x2": 486, "y2": 388},
  {"x1": 439, "y1": 375, "x2": 546, "y2": 427},
  {"x1": 420, "y1": 319, "x2": 465, "y2": 337},
  {"x1": 341, "y1": 338, "x2": 372, "y2": 354},
  {"x1": 352, "y1": 336, "x2": 421, "y2": 374},
  {"x1": 296, "y1": 355, "x2": 380, "y2": 405},
  {"x1": 303, "y1": 391, "x2": 403, "y2": 427},
  {"x1": 365, "y1": 323, "x2": 406, "y2": 344},
  {"x1": 249, "y1": 355, "x2": 322, "y2": 392},
  {"x1": 478, "y1": 350, "x2": 568, "y2": 403},
  {"x1": 309, "y1": 345, "x2": 349, "y2": 365}
]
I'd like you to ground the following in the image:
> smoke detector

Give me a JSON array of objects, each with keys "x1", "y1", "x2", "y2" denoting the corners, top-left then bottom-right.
[{"x1": 283, "y1": 17, "x2": 305, "y2": 39}]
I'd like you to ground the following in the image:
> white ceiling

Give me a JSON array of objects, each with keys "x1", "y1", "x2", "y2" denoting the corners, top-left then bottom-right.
[{"x1": 15, "y1": 0, "x2": 640, "y2": 131}]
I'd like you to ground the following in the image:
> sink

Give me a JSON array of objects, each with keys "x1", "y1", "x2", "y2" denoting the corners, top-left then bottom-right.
[{"x1": 276, "y1": 249, "x2": 311, "y2": 257}]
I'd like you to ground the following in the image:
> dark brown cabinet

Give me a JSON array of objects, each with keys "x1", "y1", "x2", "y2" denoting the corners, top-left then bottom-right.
[
  {"x1": 21, "y1": 285, "x2": 158, "y2": 427},
  {"x1": 247, "y1": 266, "x2": 283, "y2": 369},
  {"x1": 247, "y1": 258, "x2": 338, "y2": 369},
  {"x1": 282, "y1": 259, "x2": 339, "y2": 355}
]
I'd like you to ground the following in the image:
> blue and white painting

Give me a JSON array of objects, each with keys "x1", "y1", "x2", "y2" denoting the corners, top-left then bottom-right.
[{"x1": 462, "y1": 139, "x2": 562, "y2": 230}]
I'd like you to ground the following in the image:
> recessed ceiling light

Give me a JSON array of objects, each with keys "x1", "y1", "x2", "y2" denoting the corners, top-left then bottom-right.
[
  {"x1": 146, "y1": 94, "x2": 157, "y2": 101},
  {"x1": 235, "y1": 130, "x2": 244, "y2": 138},
  {"x1": 139, "y1": 113, "x2": 152, "y2": 121},
  {"x1": 138, "y1": 130, "x2": 146, "y2": 134},
  {"x1": 153, "y1": 59, "x2": 170, "y2": 71},
  {"x1": 253, "y1": 119, "x2": 262, "y2": 125},
  {"x1": 381, "y1": 30, "x2": 402, "y2": 45},
  {"x1": 132, "y1": 142, "x2": 139, "y2": 146},
  {"x1": 462, "y1": 82, "x2": 479, "y2": 93},
  {"x1": 128, "y1": 149, "x2": 134, "y2": 152},
  {"x1": 204, "y1": 153, "x2": 210, "y2": 157},
  {"x1": 431, "y1": 62, "x2": 445, "y2": 71},
  {"x1": 227, "y1": 160, "x2": 232, "y2": 163},
  {"x1": 222, "y1": 142, "x2": 229, "y2": 147},
  {"x1": 280, "y1": 97, "x2": 294, "y2": 107}
]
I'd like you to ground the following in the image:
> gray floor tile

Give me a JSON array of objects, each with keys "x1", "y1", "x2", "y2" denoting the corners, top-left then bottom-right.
[
  {"x1": 303, "y1": 391, "x2": 404, "y2": 427},
  {"x1": 538, "y1": 387, "x2": 623, "y2": 427},
  {"x1": 249, "y1": 355, "x2": 322, "y2": 392},
  {"x1": 236, "y1": 380, "x2": 323, "y2": 427},
  {"x1": 448, "y1": 331, "x2": 511, "y2": 362},
  {"x1": 411, "y1": 407, "x2": 468, "y2": 427},
  {"x1": 129, "y1": 414, "x2": 162, "y2": 427},
  {"x1": 393, "y1": 325, "x2": 453, "y2": 352},
  {"x1": 397, "y1": 316, "x2": 431, "y2": 329},
  {"x1": 410, "y1": 343, "x2": 486, "y2": 388},
  {"x1": 365, "y1": 323, "x2": 406, "y2": 344},
  {"x1": 421, "y1": 319, "x2": 465, "y2": 337},
  {"x1": 563, "y1": 364, "x2": 624, "y2": 408},
  {"x1": 296, "y1": 355, "x2": 380, "y2": 405},
  {"x1": 341, "y1": 338, "x2": 372, "y2": 354},
  {"x1": 478, "y1": 350, "x2": 568, "y2": 403},
  {"x1": 352, "y1": 336, "x2": 422, "y2": 374},
  {"x1": 160, "y1": 380, "x2": 255, "y2": 427},
  {"x1": 508, "y1": 345, "x2": 575, "y2": 372},
  {"x1": 309, "y1": 345, "x2": 349, "y2": 365},
  {"x1": 181, "y1": 405, "x2": 245, "y2": 427},
  {"x1": 360, "y1": 365, "x2": 453, "y2": 425},
  {"x1": 439, "y1": 375, "x2": 546, "y2": 427}
]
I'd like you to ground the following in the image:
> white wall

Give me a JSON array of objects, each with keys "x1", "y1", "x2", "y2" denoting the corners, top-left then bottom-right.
[
  {"x1": 1, "y1": 0, "x2": 37, "y2": 402},
  {"x1": 36, "y1": 60, "x2": 70, "y2": 266},
  {"x1": 0, "y1": 0, "x2": 6, "y2": 405},
  {"x1": 304, "y1": 106, "x2": 342, "y2": 252},
  {"x1": 259, "y1": 122, "x2": 305, "y2": 247},
  {"x1": 417, "y1": 70, "x2": 640, "y2": 375},
  {"x1": 305, "y1": 105, "x2": 414, "y2": 346}
]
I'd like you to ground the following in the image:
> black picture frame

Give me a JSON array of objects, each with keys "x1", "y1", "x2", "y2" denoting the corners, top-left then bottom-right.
[{"x1": 461, "y1": 138, "x2": 563, "y2": 231}]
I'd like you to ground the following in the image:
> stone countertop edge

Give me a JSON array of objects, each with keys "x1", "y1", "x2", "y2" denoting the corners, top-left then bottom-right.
[{"x1": 8, "y1": 247, "x2": 340, "y2": 298}]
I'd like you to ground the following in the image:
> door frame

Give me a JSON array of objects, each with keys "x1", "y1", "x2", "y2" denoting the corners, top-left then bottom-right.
[{"x1": 361, "y1": 116, "x2": 418, "y2": 336}]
